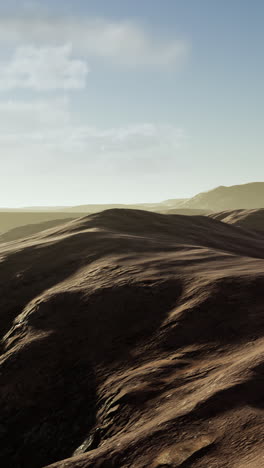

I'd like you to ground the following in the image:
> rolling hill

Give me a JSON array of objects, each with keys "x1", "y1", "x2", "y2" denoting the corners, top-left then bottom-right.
[
  {"x1": 0, "y1": 212, "x2": 86, "y2": 237},
  {"x1": 0, "y1": 209, "x2": 264, "y2": 467},
  {"x1": 179, "y1": 182, "x2": 264, "y2": 211},
  {"x1": 210, "y1": 208, "x2": 264, "y2": 232}
]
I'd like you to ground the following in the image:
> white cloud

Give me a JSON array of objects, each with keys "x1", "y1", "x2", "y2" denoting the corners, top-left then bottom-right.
[
  {"x1": 0, "y1": 98, "x2": 70, "y2": 132},
  {"x1": 0, "y1": 44, "x2": 89, "y2": 90},
  {"x1": 0, "y1": 16, "x2": 189, "y2": 67},
  {"x1": 61, "y1": 124, "x2": 184, "y2": 153},
  {"x1": 0, "y1": 98, "x2": 184, "y2": 166}
]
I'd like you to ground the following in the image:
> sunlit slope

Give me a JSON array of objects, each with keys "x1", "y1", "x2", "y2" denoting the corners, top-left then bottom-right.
[
  {"x1": 180, "y1": 182, "x2": 264, "y2": 210},
  {"x1": 210, "y1": 208, "x2": 264, "y2": 232},
  {"x1": 0, "y1": 209, "x2": 264, "y2": 467}
]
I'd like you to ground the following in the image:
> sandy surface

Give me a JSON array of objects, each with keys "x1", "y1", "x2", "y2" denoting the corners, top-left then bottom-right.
[
  {"x1": 210, "y1": 208, "x2": 264, "y2": 232},
  {"x1": 0, "y1": 208, "x2": 264, "y2": 467}
]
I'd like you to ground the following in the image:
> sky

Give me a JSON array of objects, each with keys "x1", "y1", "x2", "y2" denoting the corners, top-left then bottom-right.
[{"x1": 0, "y1": 0, "x2": 263, "y2": 206}]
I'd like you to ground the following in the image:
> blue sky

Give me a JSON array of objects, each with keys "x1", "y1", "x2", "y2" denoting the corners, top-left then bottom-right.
[{"x1": 0, "y1": 0, "x2": 263, "y2": 206}]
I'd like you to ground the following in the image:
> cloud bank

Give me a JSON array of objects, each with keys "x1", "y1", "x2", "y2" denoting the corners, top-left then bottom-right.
[
  {"x1": 0, "y1": 16, "x2": 189, "y2": 67},
  {"x1": 0, "y1": 98, "x2": 184, "y2": 154},
  {"x1": 0, "y1": 10, "x2": 187, "y2": 180},
  {"x1": 0, "y1": 44, "x2": 89, "y2": 90},
  {"x1": 0, "y1": 96, "x2": 185, "y2": 178}
]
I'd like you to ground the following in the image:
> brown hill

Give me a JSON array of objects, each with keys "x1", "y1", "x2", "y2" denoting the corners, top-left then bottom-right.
[
  {"x1": 0, "y1": 209, "x2": 264, "y2": 468},
  {"x1": 210, "y1": 208, "x2": 264, "y2": 232},
  {"x1": 179, "y1": 182, "x2": 264, "y2": 211},
  {"x1": 58, "y1": 200, "x2": 188, "y2": 213},
  {"x1": 0, "y1": 209, "x2": 213, "y2": 245}
]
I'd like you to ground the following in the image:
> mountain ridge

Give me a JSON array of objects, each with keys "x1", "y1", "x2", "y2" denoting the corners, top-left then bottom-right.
[{"x1": 1, "y1": 182, "x2": 263, "y2": 214}]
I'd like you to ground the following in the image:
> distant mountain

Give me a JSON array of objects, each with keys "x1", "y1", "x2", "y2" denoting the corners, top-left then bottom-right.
[
  {"x1": 0, "y1": 183, "x2": 263, "y2": 235},
  {"x1": 153, "y1": 198, "x2": 188, "y2": 208},
  {"x1": 179, "y1": 182, "x2": 264, "y2": 211}
]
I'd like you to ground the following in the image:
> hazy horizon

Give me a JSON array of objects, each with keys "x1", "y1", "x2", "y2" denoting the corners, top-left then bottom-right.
[
  {"x1": 1, "y1": 0, "x2": 264, "y2": 207},
  {"x1": 0, "y1": 180, "x2": 263, "y2": 210}
]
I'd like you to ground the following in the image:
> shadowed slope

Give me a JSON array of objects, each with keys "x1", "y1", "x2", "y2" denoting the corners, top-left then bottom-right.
[
  {"x1": 0, "y1": 209, "x2": 264, "y2": 468},
  {"x1": 210, "y1": 208, "x2": 264, "y2": 232},
  {"x1": 0, "y1": 212, "x2": 86, "y2": 236},
  {"x1": 0, "y1": 218, "x2": 75, "y2": 243}
]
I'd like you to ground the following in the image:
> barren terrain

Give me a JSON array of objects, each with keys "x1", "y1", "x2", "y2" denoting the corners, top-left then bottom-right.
[{"x1": 0, "y1": 208, "x2": 264, "y2": 467}]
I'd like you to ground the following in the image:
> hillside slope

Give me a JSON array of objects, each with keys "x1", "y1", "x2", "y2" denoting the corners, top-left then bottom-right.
[
  {"x1": 0, "y1": 212, "x2": 86, "y2": 236},
  {"x1": 0, "y1": 218, "x2": 75, "y2": 243},
  {"x1": 0, "y1": 209, "x2": 264, "y2": 468},
  {"x1": 179, "y1": 182, "x2": 264, "y2": 211},
  {"x1": 210, "y1": 208, "x2": 264, "y2": 232}
]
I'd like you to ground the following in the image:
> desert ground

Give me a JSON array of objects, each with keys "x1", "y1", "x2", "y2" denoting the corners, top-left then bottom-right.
[{"x1": 0, "y1": 183, "x2": 264, "y2": 467}]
